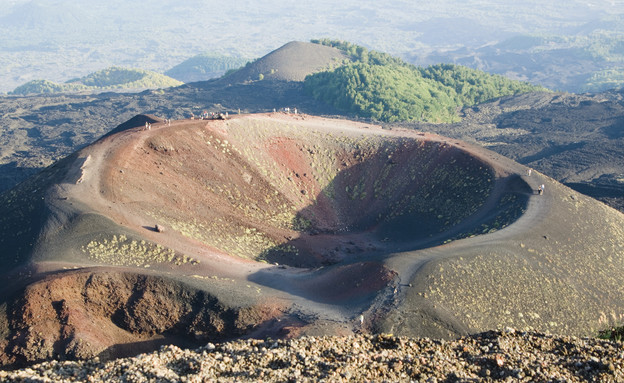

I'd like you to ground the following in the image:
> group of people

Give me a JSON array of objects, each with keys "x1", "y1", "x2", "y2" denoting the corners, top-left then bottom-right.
[
  {"x1": 190, "y1": 111, "x2": 228, "y2": 120},
  {"x1": 144, "y1": 119, "x2": 172, "y2": 131},
  {"x1": 143, "y1": 110, "x2": 230, "y2": 132},
  {"x1": 273, "y1": 107, "x2": 298, "y2": 114}
]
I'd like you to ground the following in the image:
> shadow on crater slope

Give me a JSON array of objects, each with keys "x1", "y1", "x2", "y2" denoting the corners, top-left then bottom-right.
[
  {"x1": 252, "y1": 139, "x2": 532, "y2": 269},
  {"x1": 93, "y1": 115, "x2": 530, "y2": 272}
]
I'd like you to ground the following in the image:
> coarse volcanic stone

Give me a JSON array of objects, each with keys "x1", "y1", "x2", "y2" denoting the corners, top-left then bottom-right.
[{"x1": 1, "y1": 330, "x2": 623, "y2": 382}]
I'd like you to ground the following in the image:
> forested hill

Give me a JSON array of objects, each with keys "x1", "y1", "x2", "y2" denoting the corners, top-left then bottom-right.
[
  {"x1": 304, "y1": 39, "x2": 547, "y2": 123},
  {"x1": 10, "y1": 67, "x2": 183, "y2": 95}
]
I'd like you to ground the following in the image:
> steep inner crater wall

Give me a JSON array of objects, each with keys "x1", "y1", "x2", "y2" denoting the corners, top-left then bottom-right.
[{"x1": 101, "y1": 118, "x2": 502, "y2": 268}]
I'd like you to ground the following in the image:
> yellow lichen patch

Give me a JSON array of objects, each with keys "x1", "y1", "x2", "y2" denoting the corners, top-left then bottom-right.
[
  {"x1": 147, "y1": 212, "x2": 289, "y2": 261},
  {"x1": 81, "y1": 234, "x2": 199, "y2": 267}
]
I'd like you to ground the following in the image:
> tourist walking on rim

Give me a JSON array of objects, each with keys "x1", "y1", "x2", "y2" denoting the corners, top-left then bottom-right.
[{"x1": 538, "y1": 184, "x2": 545, "y2": 195}]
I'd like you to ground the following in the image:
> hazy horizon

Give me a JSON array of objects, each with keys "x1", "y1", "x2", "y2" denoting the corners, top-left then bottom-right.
[{"x1": 1, "y1": 0, "x2": 623, "y2": 93}]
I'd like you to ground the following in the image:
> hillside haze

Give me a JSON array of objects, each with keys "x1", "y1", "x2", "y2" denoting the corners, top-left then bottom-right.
[
  {"x1": 2, "y1": 1, "x2": 624, "y2": 93},
  {"x1": 10, "y1": 67, "x2": 183, "y2": 95}
]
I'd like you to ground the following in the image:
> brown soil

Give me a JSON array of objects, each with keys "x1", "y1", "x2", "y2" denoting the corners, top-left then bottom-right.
[
  {"x1": 220, "y1": 41, "x2": 348, "y2": 83},
  {"x1": 1, "y1": 112, "x2": 623, "y2": 367},
  {"x1": 1, "y1": 269, "x2": 285, "y2": 367}
]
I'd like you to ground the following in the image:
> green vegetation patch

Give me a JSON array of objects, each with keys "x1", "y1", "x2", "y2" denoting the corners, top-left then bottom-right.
[
  {"x1": 599, "y1": 326, "x2": 624, "y2": 342},
  {"x1": 72, "y1": 67, "x2": 183, "y2": 89},
  {"x1": 305, "y1": 62, "x2": 459, "y2": 123},
  {"x1": 10, "y1": 79, "x2": 87, "y2": 95},
  {"x1": 305, "y1": 39, "x2": 546, "y2": 123},
  {"x1": 10, "y1": 67, "x2": 183, "y2": 95},
  {"x1": 419, "y1": 64, "x2": 546, "y2": 107}
]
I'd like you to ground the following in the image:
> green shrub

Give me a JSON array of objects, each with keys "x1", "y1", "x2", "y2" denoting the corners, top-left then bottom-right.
[{"x1": 599, "y1": 326, "x2": 624, "y2": 342}]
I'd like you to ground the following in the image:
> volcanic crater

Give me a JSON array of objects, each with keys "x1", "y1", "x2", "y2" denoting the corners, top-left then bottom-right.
[
  {"x1": 85, "y1": 113, "x2": 525, "y2": 270},
  {"x1": 2, "y1": 112, "x2": 624, "y2": 366}
]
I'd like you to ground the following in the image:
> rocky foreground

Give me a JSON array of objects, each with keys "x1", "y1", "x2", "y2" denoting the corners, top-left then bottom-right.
[{"x1": 1, "y1": 329, "x2": 623, "y2": 382}]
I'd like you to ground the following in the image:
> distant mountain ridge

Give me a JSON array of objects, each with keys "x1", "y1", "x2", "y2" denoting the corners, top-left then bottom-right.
[
  {"x1": 219, "y1": 39, "x2": 547, "y2": 123},
  {"x1": 2, "y1": 1, "x2": 624, "y2": 93},
  {"x1": 165, "y1": 54, "x2": 249, "y2": 83},
  {"x1": 414, "y1": 18, "x2": 624, "y2": 93}
]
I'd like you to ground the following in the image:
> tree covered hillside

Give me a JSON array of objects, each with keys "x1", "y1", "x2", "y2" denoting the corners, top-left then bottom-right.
[
  {"x1": 165, "y1": 54, "x2": 249, "y2": 83},
  {"x1": 416, "y1": 22, "x2": 624, "y2": 93},
  {"x1": 304, "y1": 40, "x2": 547, "y2": 123},
  {"x1": 10, "y1": 67, "x2": 182, "y2": 95},
  {"x1": 9, "y1": 80, "x2": 89, "y2": 95}
]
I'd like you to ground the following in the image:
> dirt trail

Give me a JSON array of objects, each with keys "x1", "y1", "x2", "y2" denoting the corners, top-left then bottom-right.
[
  {"x1": 51, "y1": 114, "x2": 522, "y2": 329},
  {"x1": 88, "y1": 115, "x2": 537, "y2": 310},
  {"x1": 4, "y1": 112, "x2": 623, "y2": 367},
  {"x1": 64, "y1": 118, "x2": 270, "y2": 280},
  {"x1": 379, "y1": 172, "x2": 550, "y2": 316},
  {"x1": 254, "y1": 140, "x2": 550, "y2": 333}
]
